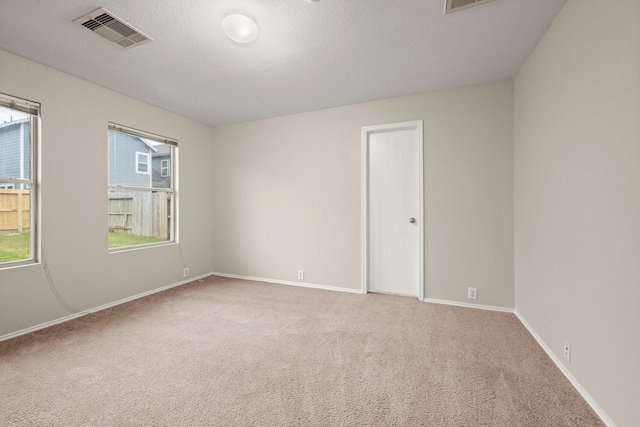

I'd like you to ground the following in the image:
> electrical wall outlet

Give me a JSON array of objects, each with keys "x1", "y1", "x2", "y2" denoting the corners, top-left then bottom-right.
[
  {"x1": 563, "y1": 340, "x2": 571, "y2": 362},
  {"x1": 467, "y1": 287, "x2": 477, "y2": 300},
  {"x1": 183, "y1": 267, "x2": 190, "y2": 278},
  {"x1": 298, "y1": 270, "x2": 304, "y2": 280}
]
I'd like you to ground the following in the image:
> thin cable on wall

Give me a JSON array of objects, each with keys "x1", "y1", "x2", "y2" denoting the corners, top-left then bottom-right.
[{"x1": 41, "y1": 246, "x2": 90, "y2": 315}]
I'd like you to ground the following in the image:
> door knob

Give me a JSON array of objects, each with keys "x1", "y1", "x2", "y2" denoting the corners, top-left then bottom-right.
[{"x1": 409, "y1": 217, "x2": 416, "y2": 224}]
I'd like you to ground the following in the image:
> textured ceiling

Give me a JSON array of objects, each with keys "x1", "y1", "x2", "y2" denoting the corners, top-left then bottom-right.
[{"x1": 0, "y1": 0, "x2": 566, "y2": 127}]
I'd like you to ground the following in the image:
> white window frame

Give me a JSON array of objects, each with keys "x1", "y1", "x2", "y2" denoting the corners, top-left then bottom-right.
[
  {"x1": 161, "y1": 159, "x2": 170, "y2": 177},
  {"x1": 136, "y1": 151, "x2": 150, "y2": 174},
  {"x1": 108, "y1": 122, "x2": 178, "y2": 251},
  {"x1": 0, "y1": 92, "x2": 40, "y2": 268}
]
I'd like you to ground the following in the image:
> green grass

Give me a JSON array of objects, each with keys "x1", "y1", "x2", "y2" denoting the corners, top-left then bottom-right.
[
  {"x1": 0, "y1": 233, "x2": 30, "y2": 263},
  {"x1": 0, "y1": 233, "x2": 166, "y2": 263},
  {"x1": 108, "y1": 232, "x2": 167, "y2": 248}
]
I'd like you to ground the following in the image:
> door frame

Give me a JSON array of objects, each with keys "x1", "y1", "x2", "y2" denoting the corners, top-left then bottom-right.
[{"x1": 361, "y1": 120, "x2": 424, "y2": 300}]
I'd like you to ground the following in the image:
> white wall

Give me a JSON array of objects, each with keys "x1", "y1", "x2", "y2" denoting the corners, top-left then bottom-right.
[
  {"x1": 0, "y1": 49, "x2": 514, "y2": 333},
  {"x1": 3, "y1": 2, "x2": 633, "y2": 421},
  {"x1": 514, "y1": 1, "x2": 640, "y2": 425},
  {"x1": 212, "y1": 80, "x2": 514, "y2": 307},
  {"x1": 0, "y1": 49, "x2": 214, "y2": 337}
]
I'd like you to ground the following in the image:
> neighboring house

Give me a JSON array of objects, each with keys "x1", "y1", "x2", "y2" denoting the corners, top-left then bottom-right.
[
  {"x1": 0, "y1": 118, "x2": 30, "y2": 189},
  {"x1": 151, "y1": 144, "x2": 171, "y2": 189},
  {"x1": 108, "y1": 131, "x2": 171, "y2": 189},
  {"x1": 108, "y1": 131, "x2": 155, "y2": 188},
  {"x1": 107, "y1": 131, "x2": 172, "y2": 237}
]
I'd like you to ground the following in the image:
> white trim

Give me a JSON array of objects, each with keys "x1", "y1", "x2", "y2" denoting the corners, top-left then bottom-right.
[
  {"x1": 444, "y1": 0, "x2": 496, "y2": 14},
  {"x1": 515, "y1": 310, "x2": 616, "y2": 427},
  {"x1": 161, "y1": 159, "x2": 170, "y2": 177},
  {"x1": 108, "y1": 121, "x2": 178, "y2": 146},
  {"x1": 33, "y1": 114, "x2": 41, "y2": 264},
  {"x1": 361, "y1": 120, "x2": 424, "y2": 300},
  {"x1": 423, "y1": 299, "x2": 614, "y2": 425},
  {"x1": 423, "y1": 298, "x2": 514, "y2": 313},
  {"x1": 171, "y1": 146, "x2": 178, "y2": 244},
  {"x1": 0, "y1": 178, "x2": 31, "y2": 185},
  {"x1": 108, "y1": 185, "x2": 173, "y2": 193},
  {"x1": 417, "y1": 122, "x2": 424, "y2": 301},
  {"x1": 212, "y1": 272, "x2": 363, "y2": 294},
  {"x1": 0, "y1": 92, "x2": 40, "y2": 116},
  {"x1": 109, "y1": 241, "x2": 177, "y2": 254},
  {"x1": 0, "y1": 273, "x2": 211, "y2": 343},
  {"x1": 139, "y1": 138, "x2": 159, "y2": 152},
  {"x1": 19, "y1": 121, "x2": 25, "y2": 182},
  {"x1": 0, "y1": 312, "x2": 88, "y2": 343},
  {"x1": 0, "y1": 110, "x2": 39, "y2": 269},
  {"x1": 135, "y1": 151, "x2": 150, "y2": 174}
]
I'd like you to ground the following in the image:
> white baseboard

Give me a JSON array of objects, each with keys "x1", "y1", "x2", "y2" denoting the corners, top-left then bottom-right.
[
  {"x1": 0, "y1": 312, "x2": 88, "y2": 343},
  {"x1": 515, "y1": 310, "x2": 615, "y2": 427},
  {"x1": 212, "y1": 272, "x2": 363, "y2": 294},
  {"x1": 0, "y1": 273, "x2": 211, "y2": 343},
  {"x1": 422, "y1": 297, "x2": 514, "y2": 313},
  {"x1": 421, "y1": 300, "x2": 614, "y2": 425}
]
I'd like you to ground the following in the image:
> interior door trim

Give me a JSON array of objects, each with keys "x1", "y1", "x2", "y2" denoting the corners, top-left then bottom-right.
[{"x1": 361, "y1": 120, "x2": 424, "y2": 300}]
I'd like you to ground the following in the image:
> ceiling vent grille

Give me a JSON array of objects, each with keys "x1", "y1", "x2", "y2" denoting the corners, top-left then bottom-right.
[
  {"x1": 73, "y1": 7, "x2": 152, "y2": 49},
  {"x1": 445, "y1": 0, "x2": 496, "y2": 14}
]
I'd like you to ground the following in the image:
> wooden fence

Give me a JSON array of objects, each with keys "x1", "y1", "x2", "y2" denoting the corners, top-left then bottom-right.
[
  {"x1": 108, "y1": 191, "x2": 170, "y2": 239},
  {"x1": 0, "y1": 190, "x2": 31, "y2": 235}
]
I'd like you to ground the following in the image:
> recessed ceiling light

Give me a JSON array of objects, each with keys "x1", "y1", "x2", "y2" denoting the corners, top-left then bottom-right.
[{"x1": 222, "y1": 11, "x2": 258, "y2": 45}]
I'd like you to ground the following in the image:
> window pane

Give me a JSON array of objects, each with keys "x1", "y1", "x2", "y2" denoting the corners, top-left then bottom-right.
[
  {"x1": 0, "y1": 186, "x2": 33, "y2": 264},
  {"x1": 108, "y1": 128, "x2": 175, "y2": 249},
  {"x1": 137, "y1": 153, "x2": 149, "y2": 174},
  {"x1": 108, "y1": 189, "x2": 172, "y2": 247},
  {"x1": 0, "y1": 102, "x2": 36, "y2": 266},
  {"x1": 0, "y1": 110, "x2": 31, "y2": 182},
  {"x1": 151, "y1": 146, "x2": 171, "y2": 188},
  {"x1": 160, "y1": 159, "x2": 169, "y2": 177}
]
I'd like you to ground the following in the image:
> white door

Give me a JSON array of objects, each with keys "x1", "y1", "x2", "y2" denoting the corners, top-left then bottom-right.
[{"x1": 362, "y1": 121, "x2": 423, "y2": 298}]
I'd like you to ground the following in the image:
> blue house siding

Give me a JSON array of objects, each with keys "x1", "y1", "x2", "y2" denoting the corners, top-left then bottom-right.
[
  {"x1": 108, "y1": 131, "x2": 153, "y2": 188},
  {"x1": 151, "y1": 145, "x2": 171, "y2": 189},
  {"x1": 0, "y1": 119, "x2": 31, "y2": 189}
]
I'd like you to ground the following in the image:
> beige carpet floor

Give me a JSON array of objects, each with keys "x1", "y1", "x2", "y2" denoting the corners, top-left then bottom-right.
[{"x1": 1, "y1": 275, "x2": 603, "y2": 426}]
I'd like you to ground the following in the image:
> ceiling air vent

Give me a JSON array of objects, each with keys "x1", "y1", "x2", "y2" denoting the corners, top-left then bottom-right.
[
  {"x1": 73, "y1": 7, "x2": 152, "y2": 49},
  {"x1": 445, "y1": 0, "x2": 496, "y2": 14}
]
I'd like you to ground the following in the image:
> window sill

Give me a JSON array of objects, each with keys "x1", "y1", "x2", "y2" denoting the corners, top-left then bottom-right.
[
  {"x1": 0, "y1": 259, "x2": 40, "y2": 271},
  {"x1": 108, "y1": 241, "x2": 177, "y2": 254}
]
